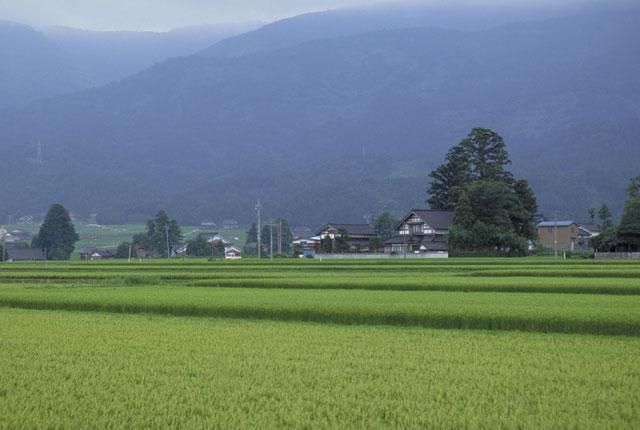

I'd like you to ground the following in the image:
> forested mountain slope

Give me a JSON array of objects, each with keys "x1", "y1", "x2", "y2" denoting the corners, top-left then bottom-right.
[
  {"x1": 0, "y1": 20, "x2": 262, "y2": 108},
  {"x1": 0, "y1": 7, "x2": 638, "y2": 225}
]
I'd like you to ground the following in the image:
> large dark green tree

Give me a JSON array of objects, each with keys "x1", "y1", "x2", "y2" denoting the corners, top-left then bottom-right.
[
  {"x1": 132, "y1": 210, "x2": 182, "y2": 258},
  {"x1": 31, "y1": 203, "x2": 79, "y2": 260},
  {"x1": 451, "y1": 190, "x2": 475, "y2": 229},
  {"x1": 447, "y1": 190, "x2": 475, "y2": 250},
  {"x1": 598, "y1": 203, "x2": 613, "y2": 228},
  {"x1": 115, "y1": 242, "x2": 133, "y2": 259},
  {"x1": 617, "y1": 177, "x2": 640, "y2": 251},
  {"x1": 260, "y1": 218, "x2": 293, "y2": 254},
  {"x1": 427, "y1": 145, "x2": 470, "y2": 209},
  {"x1": 186, "y1": 235, "x2": 210, "y2": 257},
  {"x1": 245, "y1": 222, "x2": 258, "y2": 244},
  {"x1": 373, "y1": 211, "x2": 397, "y2": 241},
  {"x1": 459, "y1": 127, "x2": 514, "y2": 184},
  {"x1": 430, "y1": 128, "x2": 536, "y2": 254},
  {"x1": 334, "y1": 227, "x2": 351, "y2": 252}
]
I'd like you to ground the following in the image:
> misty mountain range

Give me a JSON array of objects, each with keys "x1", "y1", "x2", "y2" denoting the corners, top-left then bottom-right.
[{"x1": 0, "y1": 3, "x2": 638, "y2": 227}]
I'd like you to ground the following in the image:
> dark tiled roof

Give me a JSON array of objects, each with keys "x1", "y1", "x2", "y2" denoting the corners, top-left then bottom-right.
[
  {"x1": 421, "y1": 234, "x2": 448, "y2": 250},
  {"x1": 396, "y1": 209, "x2": 454, "y2": 230},
  {"x1": 199, "y1": 232, "x2": 220, "y2": 238},
  {"x1": 420, "y1": 241, "x2": 449, "y2": 251},
  {"x1": 577, "y1": 223, "x2": 601, "y2": 233},
  {"x1": 347, "y1": 238, "x2": 372, "y2": 246},
  {"x1": 382, "y1": 235, "x2": 422, "y2": 245},
  {"x1": 7, "y1": 248, "x2": 45, "y2": 261},
  {"x1": 316, "y1": 223, "x2": 375, "y2": 236}
]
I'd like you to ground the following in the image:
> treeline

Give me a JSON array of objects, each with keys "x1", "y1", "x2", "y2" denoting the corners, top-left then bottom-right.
[{"x1": 589, "y1": 177, "x2": 640, "y2": 252}]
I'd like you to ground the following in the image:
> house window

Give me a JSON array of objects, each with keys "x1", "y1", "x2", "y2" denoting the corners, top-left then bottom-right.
[
  {"x1": 391, "y1": 244, "x2": 404, "y2": 253},
  {"x1": 547, "y1": 228, "x2": 553, "y2": 233},
  {"x1": 545, "y1": 243, "x2": 552, "y2": 248},
  {"x1": 411, "y1": 224, "x2": 422, "y2": 233},
  {"x1": 423, "y1": 228, "x2": 434, "y2": 234},
  {"x1": 561, "y1": 243, "x2": 567, "y2": 249},
  {"x1": 571, "y1": 227, "x2": 574, "y2": 233},
  {"x1": 399, "y1": 225, "x2": 409, "y2": 235}
]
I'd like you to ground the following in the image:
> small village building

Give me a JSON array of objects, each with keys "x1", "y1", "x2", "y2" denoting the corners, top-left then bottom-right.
[
  {"x1": 224, "y1": 244, "x2": 243, "y2": 258},
  {"x1": 292, "y1": 227, "x2": 313, "y2": 239},
  {"x1": 382, "y1": 209, "x2": 454, "y2": 255},
  {"x1": 135, "y1": 245, "x2": 148, "y2": 259},
  {"x1": 315, "y1": 223, "x2": 376, "y2": 252},
  {"x1": 80, "y1": 248, "x2": 115, "y2": 260},
  {"x1": 198, "y1": 232, "x2": 230, "y2": 244},
  {"x1": 8, "y1": 229, "x2": 31, "y2": 242},
  {"x1": 536, "y1": 221, "x2": 579, "y2": 251},
  {"x1": 171, "y1": 244, "x2": 187, "y2": 257},
  {"x1": 221, "y1": 220, "x2": 239, "y2": 229},
  {"x1": 577, "y1": 223, "x2": 601, "y2": 250},
  {"x1": 6, "y1": 248, "x2": 46, "y2": 262},
  {"x1": 292, "y1": 237, "x2": 321, "y2": 257}
]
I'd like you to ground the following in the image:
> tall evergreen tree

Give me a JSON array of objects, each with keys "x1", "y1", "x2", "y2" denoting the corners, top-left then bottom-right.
[
  {"x1": 459, "y1": 127, "x2": 514, "y2": 183},
  {"x1": 451, "y1": 190, "x2": 475, "y2": 229},
  {"x1": 598, "y1": 203, "x2": 613, "y2": 228},
  {"x1": 133, "y1": 210, "x2": 182, "y2": 257},
  {"x1": 618, "y1": 177, "x2": 640, "y2": 251},
  {"x1": 429, "y1": 128, "x2": 535, "y2": 255},
  {"x1": 245, "y1": 222, "x2": 258, "y2": 244},
  {"x1": 260, "y1": 218, "x2": 293, "y2": 254},
  {"x1": 625, "y1": 176, "x2": 640, "y2": 198},
  {"x1": 31, "y1": 203, "x2": 79, "y2": 260},
  {"x1": 512, "y1": 179, "x2": 538, "y2": 240},
  {"x1": 427, "y1": 145, "x2": 470, "y2": 209}
]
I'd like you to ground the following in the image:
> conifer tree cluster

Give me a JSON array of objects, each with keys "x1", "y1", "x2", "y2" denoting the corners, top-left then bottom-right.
[
  {"x1": 132, "y1": 210, "x2": 182, "y2": 258},
  {"x1": 590, "y1": 177, "x2": 640, "y2": 252},
  {"x1": 427, "y1": 127, "x2": 537, "y2": 254}
]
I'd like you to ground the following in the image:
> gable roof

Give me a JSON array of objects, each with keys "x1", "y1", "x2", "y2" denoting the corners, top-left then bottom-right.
[
  {"x1": 395, "y1": 209, "x2": 454, "y2": 230},
  {"x1": 577, "y1": 223, "x2": 601, "y2": 233},
  {"x1": 315, "y1": 223, "x2": 375, "y2": 236},
  {"x1": 7, "y1": 248, "x2": 46, "y2": 261},
  {"x1": 537, "y1": 221, "x2": 576, "y2": 227}
]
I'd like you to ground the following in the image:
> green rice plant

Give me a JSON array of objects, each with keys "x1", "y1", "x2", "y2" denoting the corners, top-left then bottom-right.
[
  {"x1": 1, "y1": 285, "x2": 639, "y2": 336},
  {"x1": 472, "y1": 269, "x2": 640, "y2": 278},
  {"x1": 0, "y1": 308, "x2": 638, "y2": 429},
  {"x1": 190, "y1": 276, "x2": 640, "y2": 295}
]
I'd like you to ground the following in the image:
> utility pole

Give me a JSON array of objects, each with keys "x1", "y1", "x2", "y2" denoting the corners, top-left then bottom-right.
[
  {"x1": 554, "y1": 211, "x2": 558, "y2": 260},
  {"x1": 165, "y1": 225, "x2": 170, "y2": 259},
  {"x1": 1, "y1": 231, "x2": 5, "y2": 263},
  {"x1": 278, "y1": 219, "x2": 282, "y2": 255},
  {"x1": 255, "y1": 200, "x2": 263, "y2": 259},
  {"x1": 269, "y1": 222, "x2": 274, "y2": 262}
]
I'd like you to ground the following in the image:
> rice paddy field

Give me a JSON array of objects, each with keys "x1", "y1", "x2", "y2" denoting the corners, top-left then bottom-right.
[{"x1": 1, "y1": 258, "x2": 639, "y2": 429}]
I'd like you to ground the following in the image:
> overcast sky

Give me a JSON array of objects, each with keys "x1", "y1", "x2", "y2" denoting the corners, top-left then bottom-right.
[
  {"x1": 0, "y1": 0, "x2": 404, "y2": 31},
  {"x1": 0, "y1": 0, "x2": 592, "y2": 31}
]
